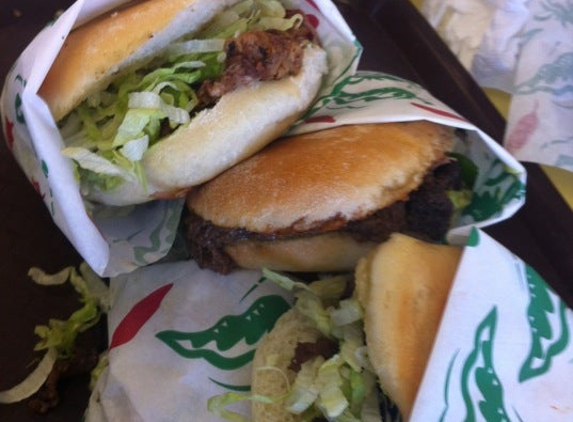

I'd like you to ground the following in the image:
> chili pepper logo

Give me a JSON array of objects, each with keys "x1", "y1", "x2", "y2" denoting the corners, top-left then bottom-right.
[
  {"x1": 110, "y1": 283, "x2": 174, "y2": 349},
  {"x1": 13, "y1": 75, "x2": 27, "y2": 125},
  {"x1": 514, "y1": 52, "x2": 573, "y2": 96},
  {"x1": 519, "y1": 265, "x2": 570, "y2": 382},
  {"x1": 410, "y1": 102, "x2": 468, "y2": 123},
  {"x1": 304, "y1": 115, "x2": 336, "y2": 124},
  {"x1": 3, "y1": 117, "x2": 15, "y2": 150},
  {"x1": 156, "y1": 294, "x2": 290, "y2": 371},
  {"x1": 301, "y1": 72, "x2": 433, "y2": 121},
  {"x1": 505, "y1": 101, "x2": 539, "y2": 154},
  {"x1": 464, "y1": 158, "x2": 525, "y2": 222},
  {"x1": 460, "y1": 307, "x2": 512, "y2": 422},
  {"x1": 305, "y1": 0, "x2": 319, "y2": 10},
  {"x1": 132, "y1": 201, "x2": 182, "y2": 266}
]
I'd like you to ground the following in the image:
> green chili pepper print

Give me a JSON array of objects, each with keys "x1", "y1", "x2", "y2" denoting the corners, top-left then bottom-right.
[
  {"x1": 519, "y1": 265, "x2": 570, "y2": 382},
  {"x1": 464, "y1": 158, "x2": 525, "y2": 221},
  {"x1": 460, "y1": 307, "x2": 510, "y2": 422},
  {"x1": 303, "y1": 72, "x2": 432, "y2": 119},
  {"x1": 156, "y1": 295, "x2": 290, "y2": 370}
]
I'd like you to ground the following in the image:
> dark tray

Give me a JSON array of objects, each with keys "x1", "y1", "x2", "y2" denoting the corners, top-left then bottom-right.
[{"x1": 1, "y1": 0, "x2": 572, "y2": 420}]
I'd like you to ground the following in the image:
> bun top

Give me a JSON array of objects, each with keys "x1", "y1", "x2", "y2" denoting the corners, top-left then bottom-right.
[
  {"x1": 39, "y1": 0, "x2": 242, "y2": 121},
  {"x1": 187, "y1": 121, "x2": 455, "y2": 234},
  {"x1": 354, "y1": 233, "x2": 461, "y2": 420}
]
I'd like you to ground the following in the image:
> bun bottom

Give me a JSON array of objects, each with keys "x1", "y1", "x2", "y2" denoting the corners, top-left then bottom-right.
[{"x1": 225, "y1": 232, "x2": 378, "y2": 273}]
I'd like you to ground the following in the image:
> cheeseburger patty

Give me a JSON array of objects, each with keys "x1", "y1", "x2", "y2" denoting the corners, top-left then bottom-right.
[{"x1": 186, "y1": 160, "x2": 462, "y2": 274}]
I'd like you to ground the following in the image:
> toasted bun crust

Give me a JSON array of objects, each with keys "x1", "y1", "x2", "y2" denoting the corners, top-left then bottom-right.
[
  {"x1": 39, "y1": 0, "x2": 242, "y2": 121},
  {"x1": 354, "y1": 233, "x2": 461, "y2": 420},
  {"x1": 187, "y1": 121, "x2": 455, "y2": 233},
  {"x1": 251, "y1": 309, "x2": 321, "y2": 422}
]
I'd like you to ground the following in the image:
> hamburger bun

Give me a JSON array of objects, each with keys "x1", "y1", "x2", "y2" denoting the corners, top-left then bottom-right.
[
  {"x1": 39, "y1": 0, "x2": 328, "y2": 205},
  {"x1": 355, "y1": 233, "x2": 462, "y2": 419},
  {"x1": 186, "y1": 121, "x2": 458, "y2": 273},
  {"x1": 250, "y1": 233, "x2": 462, "y2": 421}
]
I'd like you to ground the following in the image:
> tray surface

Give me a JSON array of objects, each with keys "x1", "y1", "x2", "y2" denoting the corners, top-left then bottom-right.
[{"x1": 1, "y1": 0, "x2": 572, "y2": 420}]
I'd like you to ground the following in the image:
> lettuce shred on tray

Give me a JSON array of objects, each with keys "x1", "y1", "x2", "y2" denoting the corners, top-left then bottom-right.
[{"x1": 0, "y1": 263, "x2": 109, "y2": 407}]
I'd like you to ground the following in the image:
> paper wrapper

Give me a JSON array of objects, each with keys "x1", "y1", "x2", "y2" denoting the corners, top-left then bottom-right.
[
  {"x1": 0, "y1": 0, "x2": 361, "y2": 277},
  {"x1": 86, "y1": 262, "x2": 295, "y2": 422},
  {"x1": 422, "y1": 0, "x2": 573, "y2": 172},
  {"x1": 411, "y1": 228, "x2": 573, "y2": 421},
  {"x1": 287, "y1": 70, "x2": 526, "y2": 245},
  {"x1": 85, "y1": 228, "x2": 573, "y2": 421}
]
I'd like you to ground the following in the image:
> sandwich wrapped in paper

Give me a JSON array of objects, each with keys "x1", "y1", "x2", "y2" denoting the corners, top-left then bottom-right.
[
  {"x1": 184, "y1": 71, "x2": 526, "y2": 274},
  {"x1": 85, "y1": 228, "x2": 573, "y2": 421},
  {"x1": 0, "y1": 0, "x2": 360, "y2": 277}
]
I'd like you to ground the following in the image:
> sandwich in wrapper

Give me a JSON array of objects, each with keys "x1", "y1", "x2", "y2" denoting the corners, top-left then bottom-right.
[
  {"x1": 248, "y1": 233, "x2": 462, "y2": 421},
  {"x1": 186, "y1": 120, "x2": 474, "y2": 274},
  {"x1": 39, "y1": 0, "x2": 328, "y2": 205}
]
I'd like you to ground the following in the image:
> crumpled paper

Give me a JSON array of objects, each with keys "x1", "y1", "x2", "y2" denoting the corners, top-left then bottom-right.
[
  {"x1": 0, "y1": 0, "x2": 360, "y2": 278},
  {"x1": 423, "y1": 0, "x2": 573, "y2": 172}
]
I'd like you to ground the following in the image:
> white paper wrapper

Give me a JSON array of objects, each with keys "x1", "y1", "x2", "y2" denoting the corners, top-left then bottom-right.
[
  {"x1": 412, "y1": 228, "x2": 573, "y2": 421},
  {"x1": 422, "y1": 0, "x2": 573, "y2": 172},
  {"x1": 85, "y1": 261, "x2": 295, "y2": 422},
  {"x1": 287, "y1": 71, "x2": 527, "y2": 244},
  {"x1": 86, "y1": 228, "x2": 573, "y2": 421},
  {"x1": 0, "y1": 0, "x2": 361, "y2": 278}
]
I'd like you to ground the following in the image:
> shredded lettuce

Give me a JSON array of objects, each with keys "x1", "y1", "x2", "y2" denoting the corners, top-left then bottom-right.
[
  {"x1": 283, "y1": 287, "x2": 383, "y2": 421},
  {"x1": 0, "y1": 263, "x2": 109, "y2": 404},
  {"x1": 315, "y1": 355, "x2": 349, "y2": 418},
  {"x1": 209, "y1": 270, "x2": 391, "y2": 421},
  {"x1": 60, "y1": 0, "x2": 304, "y2": 194},
  {"x1": 207, "y1": 390, "x2": 284, "y2": 422},
  {"x1": 284, "y1": 358, "x2": 323, "y2": 414},
  {"x1": 0, "y1": 348, "x2": 58, "y2": 404},
  {"x1": 446, "y1": 152, "x2": 479, "y2": 222},
  {"x1": 262, "y1": 268, "x2": 312, "y2": 292}
]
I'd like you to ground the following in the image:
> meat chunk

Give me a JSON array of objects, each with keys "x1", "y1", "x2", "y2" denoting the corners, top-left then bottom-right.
[
  {"x1": 406, "y1": 160, "x2": 462, "y2": 241},
  {"x1": 197, "y1": 7, "x2": 322, "y2": 106},
  {"x1": 198, "y1": 30, "x2": 305, "y2": 104},
  {"x1": 288, "y1": 337, "x2": 338, "y2": 372}
]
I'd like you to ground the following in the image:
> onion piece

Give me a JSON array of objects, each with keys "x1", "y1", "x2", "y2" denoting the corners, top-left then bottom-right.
[{"x1": 0, "y1": 347, "x2": 58, "y2": 404}]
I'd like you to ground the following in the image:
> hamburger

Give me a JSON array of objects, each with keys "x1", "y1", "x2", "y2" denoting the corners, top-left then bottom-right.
[
  {"x1": 185, "y1": 120, "x2": 473, "y2": 274},
  {"x1": 39, "y1": 0, "x2": 328, "y2": 205},
  {"x1": 249, "y1": 233, "x2": 462, "y2": 421}
]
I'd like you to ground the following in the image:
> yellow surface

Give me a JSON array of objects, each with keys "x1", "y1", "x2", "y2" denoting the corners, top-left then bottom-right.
[
  {"x1": 543, "y1": 166, "x2": 573, "y2": 208},
  {"x1": 409, "y1": 1, "x2": 573, "y2": 208}
]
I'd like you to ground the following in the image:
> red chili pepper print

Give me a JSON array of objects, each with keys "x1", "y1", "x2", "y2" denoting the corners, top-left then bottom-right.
[
  {"x1": 306, "y1": 13, "x2": 319, "y2": 28},
  {"x1": 4, "y1": 117, "x2": 15, "y2": 150},
  {"x1": 505, "y1": 101, "x2": 539, "y2": 154},
  {"x1": 305, "y1": 0, "x2": 319, "y2": 10},
  {"x1": 109, "y1": 283, "x2": 174, "y2": 349},
  {"x1": 30, "y1": 177, "x2": 45, "y2": 199},
  {"x1": 304, "y1": 115, "x2": 335, "y2": 124},
  {"x1": 410, "y1": 102, "x2": 468, "y2": 122}
]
